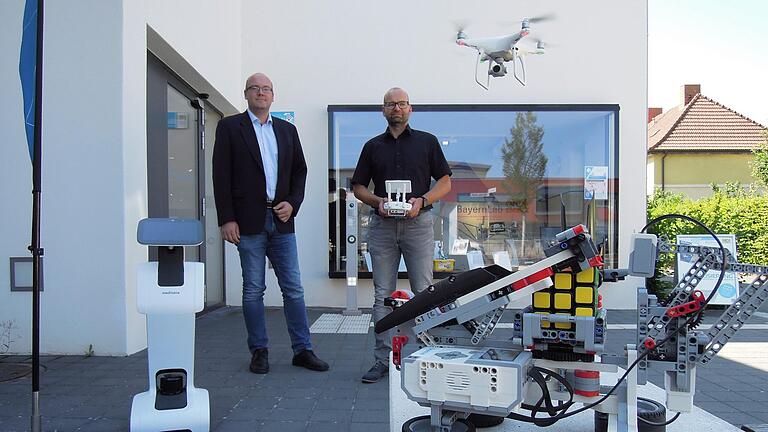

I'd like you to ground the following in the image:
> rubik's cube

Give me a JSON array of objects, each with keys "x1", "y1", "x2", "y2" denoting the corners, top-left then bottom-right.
[{"x1": 532, "y1": 267, "x2": 600, "y2": 330}]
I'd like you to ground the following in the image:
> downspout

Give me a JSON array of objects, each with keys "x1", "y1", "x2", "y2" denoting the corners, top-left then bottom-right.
[{"x1": 661, "y1": 152, "x2": 667, "y2": 191}]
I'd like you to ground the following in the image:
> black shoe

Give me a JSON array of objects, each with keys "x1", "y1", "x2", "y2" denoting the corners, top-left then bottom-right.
[
  {"x1": 249, "y1": 348, "x2": 269, "y2": 374},
  {"x1": 361, "y1": 362, "x2": 388, "y2": 383},
  {"x1": 292, "y1": 349, "x2": 329, "y2": 372}
]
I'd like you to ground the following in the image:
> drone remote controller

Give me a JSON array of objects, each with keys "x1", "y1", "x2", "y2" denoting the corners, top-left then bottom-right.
[{"x1": 383, "y1": 180, "x2": 412, "y2": 218}]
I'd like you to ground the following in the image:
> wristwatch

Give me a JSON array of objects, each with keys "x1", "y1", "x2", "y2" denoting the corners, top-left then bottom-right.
[{"x1": 421, "y1": 195, "x2": 429, "y2": 207}]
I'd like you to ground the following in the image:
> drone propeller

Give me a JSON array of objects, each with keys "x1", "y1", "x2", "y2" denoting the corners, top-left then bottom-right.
[
  {"x1": 529, "y1": 37, "x2": 556, "y2": 49},
  {"x1": 498, "y1": 13, "x2": 557, "y2": 28},
  {"x1": 452, "y1": 20, "x2": 471, "y2": 34},
  {"x1": 526, "y1": 13, "x2": 556, "y2": 23},
  {"x1": 451, "y1": 19, "x2": 470, "y2": 43}
]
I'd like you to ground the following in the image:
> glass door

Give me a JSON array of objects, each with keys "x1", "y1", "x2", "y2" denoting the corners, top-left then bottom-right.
[
  {"x1": 147, "y1": 53, "x2": 225, "y2": 310},
  {"x1": 202, "y1": 104, "x2": 224, "y2": 307}
]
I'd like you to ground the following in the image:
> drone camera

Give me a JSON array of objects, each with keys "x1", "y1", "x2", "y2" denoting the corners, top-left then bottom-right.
[{"x1": 489, "y1": 63, "x2": 507, "y2": 77}]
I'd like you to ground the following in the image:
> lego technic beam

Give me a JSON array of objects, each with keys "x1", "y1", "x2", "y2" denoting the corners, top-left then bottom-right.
[
  {"x1": 374, "y1": 225, "x2": 603, "y2": 335},
  {"x1": 631, "y1": 236, "x2": 768, "y2": 364}
]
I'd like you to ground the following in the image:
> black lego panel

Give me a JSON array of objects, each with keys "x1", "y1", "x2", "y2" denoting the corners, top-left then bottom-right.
[{"x1": 374, "y1": 264, "x2": 511, "y2": 333}]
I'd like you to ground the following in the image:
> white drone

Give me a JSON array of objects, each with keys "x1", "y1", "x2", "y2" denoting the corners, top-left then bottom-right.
[{"x1": 455, "y1": 15, "x2": 553, "y2": 89}]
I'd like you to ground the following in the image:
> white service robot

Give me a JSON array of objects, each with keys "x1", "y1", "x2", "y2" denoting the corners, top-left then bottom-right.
[{"x1": 131, "y1": 218, "x2": 210, "y2": 432}]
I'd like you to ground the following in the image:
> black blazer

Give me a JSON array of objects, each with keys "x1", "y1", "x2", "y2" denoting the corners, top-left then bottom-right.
[{"x1": 212, "y1": 111, "x2": 307, "y2": 234}]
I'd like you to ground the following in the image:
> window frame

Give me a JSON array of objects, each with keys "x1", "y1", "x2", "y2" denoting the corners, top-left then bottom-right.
[{"x1": 327, "y1": 103, "x2": 620, "y2": 278}]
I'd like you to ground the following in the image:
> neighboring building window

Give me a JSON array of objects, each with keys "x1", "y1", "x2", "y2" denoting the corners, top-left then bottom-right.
[{"x1": 328, "y1": 105, "x2": 619, "y2": 276}]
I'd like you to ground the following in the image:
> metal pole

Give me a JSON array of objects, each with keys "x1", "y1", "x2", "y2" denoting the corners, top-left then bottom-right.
[{"x1": 29, "y1": 0, "x2": 45, "y2": 430}]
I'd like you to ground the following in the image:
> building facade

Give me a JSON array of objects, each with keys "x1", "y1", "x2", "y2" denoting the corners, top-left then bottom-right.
[
  {"x1": 647, "y1": 84, "x2": 767, "y2": 198},
  {"x1": 0, "y1": 0, "x2": 648, "y2": 355}
]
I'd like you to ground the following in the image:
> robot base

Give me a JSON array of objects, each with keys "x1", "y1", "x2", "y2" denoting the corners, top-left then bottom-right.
[
  {"x1": 402, "y1": 415, "x2": 475, "y2": 432},
  {"x1": 131, "y1": 387, "x2": 209, "y2": 432}
]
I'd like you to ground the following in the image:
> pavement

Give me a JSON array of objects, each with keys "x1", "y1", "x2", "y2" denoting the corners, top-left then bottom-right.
[{"x1": 0, "y1": 305, "x2": 767, "y2": 432}]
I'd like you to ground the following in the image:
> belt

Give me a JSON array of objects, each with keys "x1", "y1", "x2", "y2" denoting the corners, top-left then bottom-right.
[{"x1": 266, "y1": 200, "x2": 273, "y2": 209}]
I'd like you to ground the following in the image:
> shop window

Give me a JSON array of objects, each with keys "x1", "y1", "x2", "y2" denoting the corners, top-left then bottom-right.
[{"x1": 328, "y1": 105, "x2": 619, "y2": 277}]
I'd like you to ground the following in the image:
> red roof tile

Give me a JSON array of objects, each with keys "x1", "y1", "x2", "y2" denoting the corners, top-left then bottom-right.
[{"x1": 648, "y1": 94, "x2": 766, "y2": 153}]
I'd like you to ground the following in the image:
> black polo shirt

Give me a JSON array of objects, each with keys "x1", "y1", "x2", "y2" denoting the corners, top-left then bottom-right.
[{"x1": 351, "y1": 126, "x2": 452, "y2": 209}]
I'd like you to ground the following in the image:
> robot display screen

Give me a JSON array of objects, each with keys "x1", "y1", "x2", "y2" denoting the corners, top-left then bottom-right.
[{"x1": 137, "y1": 218, "x2": 204, "y2": 247}]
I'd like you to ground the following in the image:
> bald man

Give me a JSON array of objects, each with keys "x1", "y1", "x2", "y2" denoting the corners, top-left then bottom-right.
[
  {"x1": 352, "y1": 87, "x2": 452, "y2": 383},
  {"x1": 213, "y1": 73, "x2": 328, "y2": 374}
]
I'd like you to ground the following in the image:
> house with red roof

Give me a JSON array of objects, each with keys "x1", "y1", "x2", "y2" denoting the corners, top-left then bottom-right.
[{"x1": 647, "y1": 84, "x2": 766, "y2": 198}]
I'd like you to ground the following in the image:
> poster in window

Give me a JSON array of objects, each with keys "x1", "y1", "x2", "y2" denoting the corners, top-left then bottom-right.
[{"x1": 584, "y1": 166, "x2": 608, "y2": 200}]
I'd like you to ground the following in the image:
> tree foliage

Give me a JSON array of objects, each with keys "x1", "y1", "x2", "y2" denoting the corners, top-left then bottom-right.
[
  {"x1": 501, "y1": 112, "x2": 547, "y2": 254},
  {"x1": 646, "y1": 188, "x2": 768, "y2": 298},
  {"x1": 647, "y1": 188, "x2": 768, "y2": 266},
  {"x1": 751, "y1": 132, "x2": 768, "y2": 188},
  {"x1": 501, "y1": 112, "x2": 547, "y2": 214}
]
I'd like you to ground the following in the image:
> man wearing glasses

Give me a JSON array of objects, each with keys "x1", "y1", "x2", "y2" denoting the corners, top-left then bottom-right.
[
  {"x1": 351, "y1": 87, "x2": 452, "y2": 383},
  {"x1": 213, "y1": 73, "x2": 329, "y2": 374}
]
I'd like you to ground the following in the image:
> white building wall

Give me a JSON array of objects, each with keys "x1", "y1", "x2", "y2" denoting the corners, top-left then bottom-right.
[
  {"x1": 647, "y1": 159, "x2": 656, "y2": 195},
  {"x1": 234, "y1": 0, "x2": 648, "y2": 310},
  {"x1": 0, "y1": 0, "x2": 243, "y2": 355},
  {"x1": 1, "y1": 0, "x2": 647, "y2": 355},
  {"x1": 0, "y1": 0, "x2": 36, "y2": 357}
]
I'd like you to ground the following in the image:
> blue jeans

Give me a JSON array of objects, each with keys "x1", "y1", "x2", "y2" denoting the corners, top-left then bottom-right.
[
  {"x1": 368, "y1": 211, "x2": 435, "y2": 364},
  {"x1": 237, "y1": 210, "x2": 311, "y2": 355}
]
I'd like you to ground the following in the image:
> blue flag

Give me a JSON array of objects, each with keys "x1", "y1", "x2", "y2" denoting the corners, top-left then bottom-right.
[{"x1": 19, "y1": 0, "x2": 38, "y2": 161}]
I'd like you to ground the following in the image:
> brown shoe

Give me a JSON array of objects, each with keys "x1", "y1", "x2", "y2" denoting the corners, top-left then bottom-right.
[
  {"x1": 249, "y1": 348, "x2": 269, "y2": 374},
  {"x1": 291, "y1": 349, "x2": 329, "y2": 372}
]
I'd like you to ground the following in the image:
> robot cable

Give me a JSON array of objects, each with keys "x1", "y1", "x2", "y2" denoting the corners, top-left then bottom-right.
[{"x1": 508, "y1": 213, "x2": 726, "y2": 426}]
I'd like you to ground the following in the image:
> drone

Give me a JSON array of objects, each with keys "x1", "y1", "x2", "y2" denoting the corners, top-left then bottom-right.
[{"x1": 455, "y1": 15, "x2": 553, "y2": 89}]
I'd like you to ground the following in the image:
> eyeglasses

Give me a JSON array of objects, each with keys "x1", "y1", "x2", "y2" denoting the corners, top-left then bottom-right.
[
  {"x1": 383, "y1": 101, "x2": 410, "y2": 110},
  {"x1": 246, "y1": 85, "x2": 273, "y2": 94}
]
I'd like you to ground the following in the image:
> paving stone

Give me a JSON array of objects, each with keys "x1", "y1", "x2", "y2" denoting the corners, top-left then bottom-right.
[
  {"x1": 0, "y1": 416, "x2": 28, "y2": 432},
  {"x1": 226, "y1": 406, "x2": 273, "y2": 421},
  {"x1": 306, "y1": 422, "x2": 351, "y2": 432},
  {"x1": 351, "y1": 408, "x2": 389, "y2": 423},
  {"x1": 41, "y1": 416, "x2": 91, "y2": 431},
  {"x1": 259, "y1": 420, "x2": 308, "y2": 432},
  {"x1": 316, "y1": 397, "x2": 355, "y2": 410},
  {"x1": 268, "y1": 407, "x2": 313, "y2": 421},
  {"x1": 724, "y1": 401, "x2": 768, "y2": 414},
  {"x1": 276, "y1": 397, "x2": 317, "y2": 410},
  {"x1": 695, "y1": 401, "x2": 742, "y2": 414},
  {"x1": 349, "y1": 422, "x2": 389, "y2": 432},
  {"x1": 76, "y1": 418, "x2": 129, "y2": 432},
  {"x1": 214, "y1": 419, "x2": 263, "y2": 431},
  {"x1": 310, "y1": 408, "x2": 354, "y2": 422},
  {"x1": 711, "y1": 411, "x2": 764, "y2": 427}
]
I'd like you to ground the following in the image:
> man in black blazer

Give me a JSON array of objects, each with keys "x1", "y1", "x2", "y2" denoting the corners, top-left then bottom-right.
[{"x1": 212, "y1": 72, "x2": 328, "y2": 374}]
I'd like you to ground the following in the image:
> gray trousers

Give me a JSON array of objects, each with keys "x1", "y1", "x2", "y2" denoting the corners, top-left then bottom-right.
[{"x1": 369, "y1": 211, "x2": 434, "y2": 364}]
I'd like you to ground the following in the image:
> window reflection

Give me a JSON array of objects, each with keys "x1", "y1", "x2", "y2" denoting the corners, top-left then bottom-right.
[{"x1": 329, "y1": 106, "x2": 618, "y2": 276}]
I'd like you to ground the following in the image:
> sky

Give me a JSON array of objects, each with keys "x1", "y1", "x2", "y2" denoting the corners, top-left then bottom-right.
[{"x1": 649, "y1": 0, "x2": 768, "y2": 126}]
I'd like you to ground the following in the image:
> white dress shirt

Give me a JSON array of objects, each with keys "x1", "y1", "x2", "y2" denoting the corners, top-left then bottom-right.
[{"x1": 247, "y1": 110, "x2": 279, "y2": 201}]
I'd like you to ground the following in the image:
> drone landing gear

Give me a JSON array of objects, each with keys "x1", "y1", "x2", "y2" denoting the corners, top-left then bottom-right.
[
  {"x1": 473, "y1": 52, "x2": 527, "y2": 89},
  {"x1": 474, "y1": 51, "x2": 490, "y2": 90},
  {"x1": 512, "y1": 54, "x2": 526, "y2": 86}
]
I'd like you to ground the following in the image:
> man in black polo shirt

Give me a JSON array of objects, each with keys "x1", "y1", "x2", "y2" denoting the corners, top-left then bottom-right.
[{"x1": 352, "y1": 87, "x2": 452, "y2": 383}]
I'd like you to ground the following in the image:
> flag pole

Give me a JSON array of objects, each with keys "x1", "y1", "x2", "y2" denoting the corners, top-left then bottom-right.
[{"x1": 29, "y1": 0, "x2": 45, "y2": 430}]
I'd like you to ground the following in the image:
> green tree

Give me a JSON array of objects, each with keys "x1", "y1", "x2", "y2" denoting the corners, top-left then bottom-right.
[
  {"x1": 646, "y1": 187, "x2": 768, "y2": 298},
  {"x1": 751, "y1": 131, "x2": 768, "y2": 189},
  {"x1": 501, "y1": 112, "x2": 547, "y2": 255}
]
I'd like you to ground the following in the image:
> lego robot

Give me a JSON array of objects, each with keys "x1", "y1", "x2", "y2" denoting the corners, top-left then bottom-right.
[{"x1": 380, "y1": 223, "x2": 768, "y2": 432}]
